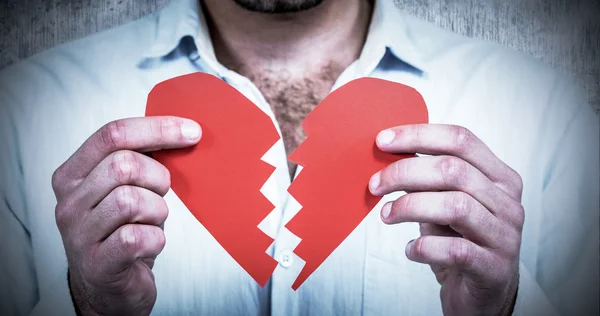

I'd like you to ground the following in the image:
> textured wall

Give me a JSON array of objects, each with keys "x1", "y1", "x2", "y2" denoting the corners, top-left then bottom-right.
[{"x1": 0, "y1": 0, "x2": 599, "y2": 114}]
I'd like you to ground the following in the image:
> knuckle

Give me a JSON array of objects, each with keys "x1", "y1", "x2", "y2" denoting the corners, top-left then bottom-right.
[
  {"x1": 448, "y1": 192, "x2": 469, "y2": 223},
  {"x1": 510, "y1": 169, "x2": 524, "y2": 194},
  {"x1": 114, "y1": 186, "x2": 141, "y2": 220},
  {"x1": 505, "y1": 237, "x2": 521, "y2": 261},
  {"x1": 161, "y1": 165, "x2": 171, "y2": 192},
  {"x1": 54, "y1": 197, "x2": 79, "y2": 233},
  {"x1": 100, "y1": 120, "x2": 128, "y2": 150},
  {"x1": 150, "y1": 118, "x2": 166, "y2": 142},
  {"x1": 157, "y1": 198, "x2": 169, "y2": 224},
  {"x1": 152, "y1": 117, "x2": 177, "y2": 142},
  {"x1": 395, "y1": 194, "x2": 411, "y2": 215},
  {"x1": 54, "y1": 203, "x2": 70, "y2": 232},
  {"x1": 109, "y1": 151, "x2": 140, "y2": 183},
  {"x1": 155, "y1": 229, "x2": 167, "y2": 251},
  {"x1": 451, "y1": 125, "x2": 472, "y2": 152},
  {"x1": 513, "y1": 203, "x2": 525, "y2": 230},
  {"x1": 51, "y1": 167, "x2": 65, "y2": 192},
  {"x1": 440, "y1": 156, "x2": 467, "y2": 187},
  {"x1": 390, "y1": 160, "x2": 407, "y2": 185},
  {"x1": 410, "y1": 124, "x2": 423, "y2": 145},
  {"x1": 498, "y1": 166, "x2": 524, "y2": 198},
  {"x1": 120, "y1": 225, "x2": 140, "y2": 253},
  {"x1": 413, "y1": 237, "x2": 428, "y2": 259},
  {"x1": 449, "y1": 238, "x2": 472, "y2": 268}
]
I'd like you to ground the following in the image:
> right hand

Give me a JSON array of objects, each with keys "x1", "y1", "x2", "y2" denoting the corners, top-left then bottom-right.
[{"x1": 51, "y1": 117, "x2": 202, "y2": 315}]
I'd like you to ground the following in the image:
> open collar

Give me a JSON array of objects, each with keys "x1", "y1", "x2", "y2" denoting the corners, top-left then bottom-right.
[
  {"x1": 140, "y1": 0, "x2": 215, "y2": 61},
  {"x1": 138, "y1": 0, "x2": 425, "y2": 74}
]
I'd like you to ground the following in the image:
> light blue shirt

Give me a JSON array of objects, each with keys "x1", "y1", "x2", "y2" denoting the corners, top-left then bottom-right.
[{"x1": 0, "y1": 0, "x2": 598, "y2": 315}]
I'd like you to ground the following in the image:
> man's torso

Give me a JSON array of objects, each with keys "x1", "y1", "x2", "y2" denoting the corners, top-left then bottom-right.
[{"x1": 1, "y1": 0, "x2": 595, "y2": 315}]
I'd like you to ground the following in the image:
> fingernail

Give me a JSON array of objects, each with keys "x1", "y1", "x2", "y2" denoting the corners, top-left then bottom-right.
[
  {"x1": 381, "y1": 202, "x2": 392, "y2": 220},
  {"x1": 369, "y1": 172, "x2": 381, "y2": 193},
  {"x1": 377, "y1": 129, "x2": 396, "y2": 147},
  {"x1": 181, "y1": 121, "x2": 201, "y2": 140},
  {"x1": 406, "y1": 239, "x2": 415, "y2": 256}
]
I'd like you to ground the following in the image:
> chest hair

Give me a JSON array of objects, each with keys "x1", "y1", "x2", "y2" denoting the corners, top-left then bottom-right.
[{"x1": 243, "y1": 62, "x2": 345, "y2": 179}]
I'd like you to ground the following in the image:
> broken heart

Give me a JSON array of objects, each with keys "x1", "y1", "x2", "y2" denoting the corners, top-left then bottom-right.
[
  {"x1": 145, "y1": 73, "x2": 428, "y2": 290},
  {"x1": 145, "y1": 74, "x2": 280, "y2": 287}
]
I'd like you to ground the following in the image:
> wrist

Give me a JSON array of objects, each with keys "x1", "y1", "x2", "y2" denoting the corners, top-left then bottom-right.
[
  {"x1": 67, "y1": 269, "x2": 100, "y2": 316},
  {"x1": 499, "y1": 272, "x2": 520, "y2": 316}
]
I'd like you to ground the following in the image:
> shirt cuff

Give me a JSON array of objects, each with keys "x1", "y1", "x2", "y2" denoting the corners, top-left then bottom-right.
[
  {"x1": 29, "y1": 268, "x2": 77, "y2": 316},
  {"x1": 511, "y1": 262, "x2": 559, "y2": 316}
]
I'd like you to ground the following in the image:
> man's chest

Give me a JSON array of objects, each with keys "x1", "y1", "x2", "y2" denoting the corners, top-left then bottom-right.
[{"x1": 235, "y1": 63, "x2": 345, "y2": 176}]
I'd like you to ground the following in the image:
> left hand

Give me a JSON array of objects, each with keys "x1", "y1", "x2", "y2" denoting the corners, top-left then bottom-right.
[{"x1": 369, "y1": 124, "x2": 524, "y2": 316}]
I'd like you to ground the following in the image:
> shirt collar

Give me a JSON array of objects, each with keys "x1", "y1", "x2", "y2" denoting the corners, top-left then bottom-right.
[
  {"x1": 141, "y1": 0, "x2": 215, "y2": 61},
  {"x1": 362, "y1": 0, "x2": 427, "y2": 73},
  {"x1": 140, "y1": 0, "x2": 425, "y2": 74}
]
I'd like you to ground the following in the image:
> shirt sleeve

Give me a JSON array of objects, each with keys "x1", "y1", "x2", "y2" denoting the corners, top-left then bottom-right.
[
  {"x1": 28, "y1": 268, "x2": 77, "y2": 316},
  {"x1": 0, "y1": 86, "x2": 77, "y2": 316},
  {"x1": 0, "y1": 96, "x2": 38, "y2": 315},
  {"x1": 513, "y1": 79, "x2": 599, "y2": 315},
  {"x1": 512, "y1": 262, "x2": 559, "y2": 316}
]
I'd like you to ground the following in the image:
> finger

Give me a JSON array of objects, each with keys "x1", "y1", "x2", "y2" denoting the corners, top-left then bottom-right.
[
  {"x1": 74, "y1": 150, "x2": 171, "y2": 208},
  {"x1": 93, "y1": 224, "x2": 166, "y2": 277},
  {"x1": 418, "y1": 224, "x2": 457, "y2": 285},
  {"x1": 419, "y1": 223, "x2": 460, "y2": 238},
  {"x1": 84, "y1": 186, "x2": 169, "y2": 242},
  {"x1": 369, "y1": 155, "x2": 523, "y2": 225},
  {"x1": 53, "y1": 116, "x2": 200, "y2": 188},
  {"x1": 405, "y1": 235, "x2": 494, "y2": 280},
  {"x1": 381, "y1": 192, "x2": 510, "y2": 247},
  {"x1": 375, "y1": 124, "x2": 522, "y2": 200}
]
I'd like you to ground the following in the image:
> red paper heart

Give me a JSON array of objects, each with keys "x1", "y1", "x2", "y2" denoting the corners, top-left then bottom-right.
[
  {"x1": 145, "y1": 73, "x2": 428, "y2": 289},
  {"x1": 145, "y1": 73, "x2": 280, "y2": 287},
  {"x1": 286, "y1": 78, "x2": 428, "y2": 289}
]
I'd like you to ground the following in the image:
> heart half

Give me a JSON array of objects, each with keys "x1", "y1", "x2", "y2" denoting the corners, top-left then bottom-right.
[
  {"x1": 286, "y1": 77, "x2": 429, "y2": 289},
  {"x1": 146, "y1": 73, "x2": 280, "y2": 287}
]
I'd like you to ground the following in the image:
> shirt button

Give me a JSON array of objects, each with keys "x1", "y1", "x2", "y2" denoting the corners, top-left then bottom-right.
[{"x1": 278, "y1": 249, "x2": 294, "y2": 268}]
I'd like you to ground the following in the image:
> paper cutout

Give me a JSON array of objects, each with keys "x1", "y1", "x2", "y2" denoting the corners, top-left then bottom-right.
[
  {"x1": 145, "y1": 74, "x2": 428, "y2": 290},
  {"x1": 145, "y1": 73, "x2": 279, "y2": 287},
  {"x1": 286, "y1": 78, "x2": 429, "y2": 290}
]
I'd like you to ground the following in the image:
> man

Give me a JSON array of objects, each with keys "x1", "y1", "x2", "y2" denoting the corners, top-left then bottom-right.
[{"x1": 0, "y1": 0, "x2": 598, "y2": 315}]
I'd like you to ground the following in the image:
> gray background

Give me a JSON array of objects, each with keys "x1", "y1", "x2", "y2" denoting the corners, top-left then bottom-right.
[{"x1": 0, "y1": 0, "x2": 599, "y2": 115}]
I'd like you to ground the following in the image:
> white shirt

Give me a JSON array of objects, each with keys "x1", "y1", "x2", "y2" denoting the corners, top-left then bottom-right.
[{"x1": 0, "y1": 0, "x2": 598, "y2": 315}]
